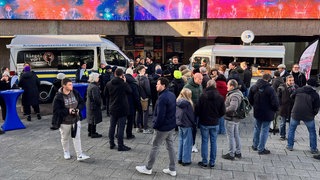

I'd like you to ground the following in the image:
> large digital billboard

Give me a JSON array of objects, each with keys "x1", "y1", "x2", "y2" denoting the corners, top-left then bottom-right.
[
  {"x1": 208, "y1": 0, "x2": 320, "y2": 19},
  {"x1": 0, "y1": 0, "x2": 129, "y2": 20},
  {"x1": 134, "y1": 0, "x2": 200, "y2": 20}
]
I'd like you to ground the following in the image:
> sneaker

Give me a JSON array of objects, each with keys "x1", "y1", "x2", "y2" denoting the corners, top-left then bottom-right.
[
  {"x1": 192, "y1": 145, "x2": 199, "y2": 153},
  {"x1": 251, "y1": 145, "x2": 258, "y2": 151},
  {"x1": 181, "y1": 162, "x2": 191, "y2": 166},
  {"x1": 27, "y1": 115, "x2": 31, "y2": 121},
  {"x1": 37, "y1": 113, "x2": 41, "y2": 120},
  {"x1": 91, "y1": 133, "x2": 102, "y2": 138},
  {"x1": 118, "y1": 145, "x2": 131, "y2": 151},
  {"x1": 135, "y1": 165, "x2": 152, "y2": 175},
  {"x1": 110, "y1": 143, "x2": 116, "y2": 149},
  {"x1": 280, "y1": 137, "x2": 286, "y2": 141},
  {"x1": 163, "y1": 168, "x2": 176, "y2": 177},
  {"x1": 143, "y1": 129, "x2": 153, "y2": 134},
  {"x1": 178, "y1": 160, "x2": 182, "y2": 164},
  {"x1": 209, "y1": 164, "x2": 215, "y2": 169},
  {"x1": 63, "y1": 151, "x2": 71, "y2": 160},
  {"x1": 222, "y1": 153, "x2": 235, "y2": 160},
  {"x1": 77, "y1": 153, "x2": 90, "y2": 161},
  {"x1": 311, "y1": 149, "x2": 319, "y2": 154},
  {"x1": 258, "y1": 149, "x2": 271, "y2": 155},
  {"x1": 313, "y1": 154, "x2": 320, "y2": 160},
  {"x1": 235, "y1": 153, "x2": 242, "y2": 158},
  {"x1": 136, "y1": 128, "x2": 143, "y2": 133},
  {"x1": 198, "y1": 162, "x2": 207, "y2": 168},
  {"x1": 286, "y1": 146, "x2": 293, "y2": 151}
]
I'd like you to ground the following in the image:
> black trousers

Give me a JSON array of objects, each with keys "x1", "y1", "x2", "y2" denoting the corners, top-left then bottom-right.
[
  {"x1": 126, "y1": 114, "x2": 134, "y2": 137},
  {"x1": 23, "y1": 104, "x2": 40, "y2": 115},
  {"x1": 0, "y1": 97, "x2": 6, "y2": 120},
  {"x1": 109, "y1": 115, "x2": 126, "y2": 147}
]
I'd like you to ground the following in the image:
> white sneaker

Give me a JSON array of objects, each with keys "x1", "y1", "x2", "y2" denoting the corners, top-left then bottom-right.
[
  {"x1": 163, "y1": 168, "x2": 176, "y2": 177},
  {"x1": 143, "y1": 129, "x2": 153, "y2": 134},
  {"x1": 135, "y1": 165, "x2": 152, "y2": 175},
  {"x1": 192, "y1": 145, "x2": 198, "y2": 153},
  {"x1": 63, "y1": 151, "x2": 71, "y2": 160},
  {"x1": 77, "y1": 153, "x2": 90, "y2": 161}
]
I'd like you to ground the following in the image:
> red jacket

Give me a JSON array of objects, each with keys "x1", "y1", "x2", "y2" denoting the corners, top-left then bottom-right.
[{"x1": 216, "y1": 80, "x2": 227, "y2": 100}]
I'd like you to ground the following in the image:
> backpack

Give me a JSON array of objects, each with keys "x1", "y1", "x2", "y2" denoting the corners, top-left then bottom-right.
[{"x1": 235, "y1": 96, "x2": 252, "y2": 119}]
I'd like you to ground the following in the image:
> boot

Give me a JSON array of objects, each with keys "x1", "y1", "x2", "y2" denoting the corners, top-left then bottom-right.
[
  {"x1": 27, "y1": 115, "x2": 31, "y2": 121},
  {"x1": 37, "y1": 113, "x2": 41, "y2": 120},
  {"x1": 88, "y1": 124, "x2": 92, "y2": 137},
  {"x1": 90, "y1": 124, "x2": 102, "y2": 138}
]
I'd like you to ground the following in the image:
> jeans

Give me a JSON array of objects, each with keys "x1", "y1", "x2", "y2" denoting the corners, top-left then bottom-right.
[
  {"x1": 226, "y1": 121, "x2": 241, "y2": 156},
  {"x1": 146, "y1": 130, "x2": 176, "y2": 171},
  {"x1": 59, "y1": 121, "x2": 83, "y2": 157},
  {"x1": 178, "y1": 127, "x2": 193, "y2": 163},
  {"x1": 199, "y1": 124, "x2": 219, "y2": 166},
  {"x1": 287, "y1": 118, "x2": 317, "y2": 151},
  {"x1": 109, "y1": 115, "x2": 126, "y2": 147},
  {"x1": 279, "y1": 116, "x2": 287, "y2": 138},
  {"x1": 252, "y1": 119, "x2": 271, "y2": 152},
  {"x1": 218, "y1": 116, "x2": 226, "y2": 134}
]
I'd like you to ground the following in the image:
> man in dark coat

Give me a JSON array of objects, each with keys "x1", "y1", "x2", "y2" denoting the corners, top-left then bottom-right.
[
  {"x1": 196, "y1": 80, "x2": 225, "y2": 168},
  {"x1": 277, "y1": 75, "x2": 298, "y2": 140},
  {"x1": 105, "y1": 68, "x2": 132, "y2": 151},
  {"x1": 290, "y1": 64, "x2": 306, "y2": 87},
  {"x1": 249, "y1": 74, "x2": 279, "y2": 155},
  {"x1": 136, "y1": 77, "x2": 177, "y2": 177},
  {"x1": 98, "y1": 62, "x2": 111, "y2": 110},
  {"x1": 18, "y1": 66, "x2": 41, "y2": 121},
  {"x1": 287, "y1": 78, "x2": 320, "y2": 154}
]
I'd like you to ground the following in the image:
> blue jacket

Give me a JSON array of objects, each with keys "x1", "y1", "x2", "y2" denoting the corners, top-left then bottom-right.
[
  {"x1": 176, "y1": 98, "x2": 195, "y2": 128},
  {"x1": 152, "y1": 89, "x2": 176, "y2": 131},
  {"x1": 249, "y1": 79, "x2": 279, "y2": 121}
]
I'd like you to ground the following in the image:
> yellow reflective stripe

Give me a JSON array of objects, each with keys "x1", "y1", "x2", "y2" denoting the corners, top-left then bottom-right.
[{"x1": 84, "y1": 70, "x2": 89, "y2": 76}]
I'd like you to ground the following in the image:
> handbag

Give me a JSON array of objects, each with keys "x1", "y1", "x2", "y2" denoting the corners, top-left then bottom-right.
[{"x1": 140, "y1": 98, "x2": 149, "y2": 111}]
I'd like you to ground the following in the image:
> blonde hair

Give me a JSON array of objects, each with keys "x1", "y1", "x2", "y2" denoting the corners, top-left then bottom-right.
[
  {"x1": 177, "y1": 88, "x2": 194, "y2": 110},
  {"x1": 88, "y1": 72, "x2": 100, "y2": 83}
]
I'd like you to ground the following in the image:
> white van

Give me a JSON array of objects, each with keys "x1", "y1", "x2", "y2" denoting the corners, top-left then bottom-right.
[
  {"x1": 7, "y1": 34, "x2": 130, "y2": 103},
  {"x1": 190, "y1": 44, "x2": 285, "y2": 77}
]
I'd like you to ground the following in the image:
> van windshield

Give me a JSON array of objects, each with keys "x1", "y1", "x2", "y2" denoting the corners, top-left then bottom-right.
[
  {"x1": 17, "y1": 50, "x2": 94, "y2": 70},
  {"x1": 104, "y1": 50, "x2": 127, "y2": 67}
]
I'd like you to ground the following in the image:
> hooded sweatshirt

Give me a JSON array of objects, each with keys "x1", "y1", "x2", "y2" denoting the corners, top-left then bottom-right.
[{"x1": 176, "y1": 98, "x2": 195, "y2": 127}]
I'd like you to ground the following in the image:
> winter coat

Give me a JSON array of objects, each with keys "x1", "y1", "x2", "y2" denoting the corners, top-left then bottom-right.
[
  {"x1": 152, "y1": 89, "x2": 176, "y2": 131},
  {"x1": 75, "y1": 68, "x2": 89, "y2": 83},
  {"x1": 105, "y1": 77, "x2": 132, "y2": 118},
  {"x1": 18, "y1": 71, "x2": 40, "y2": 106},
  {"x1": 228, "y1": 71, "x2": 247, "y2": 93},
  {"x1": 136, "y1": 75, "x2": 151, "y2": 99},
  {"x1": 98, "y1": 67, "x2": 111, "y2": 92},
  {"x1": 291, "y1": 85, "x2": 320, "y2": 121},
  {"x1": 290, "y1": 71, "x2": 306, "y2": 87},
  {"x1": 184, "y1": 77, "x2": 203, "y2": 106},
  {"x1": 277, "y1": 83, "x2": 298, "y2": 118},
  {"x1": 248, "y1": 79, "x2": 279, "y2": 121},
  {"x1": 51, "y1": 89, "x2": 84, "y2": 129},
  {"x1": 201, "y1": 74, "x2": 210, "y2": 89},
  {"x1": 168, "y1": 78, "x2": 185, "y2": 98},
  {"x1": 86, "y1": 82, "x2": 102, "y2": 125},
  {"x1": 125, "y1": 74, "x2": 142, "y2": 115},
  {"x1": 196, "y1": 86, "x2": 226, "y2": 126},
  {"x1": 224, "y1": 88, "x2": 243, "y2": 122},
  {"x1": 271, "y1": 77, "x2": 284, "y2": 91},
  {"x1": 243, "y1": 68, "x2": 252, "y2": 88},
  {"x1": 176, "y1": 98, "x2": 195, "y2": 128}
]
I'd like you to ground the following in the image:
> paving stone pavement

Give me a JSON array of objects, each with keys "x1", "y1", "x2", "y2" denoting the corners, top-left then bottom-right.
[{"x1": 1, "y1": 110, "x2": 320, "y2": 180}]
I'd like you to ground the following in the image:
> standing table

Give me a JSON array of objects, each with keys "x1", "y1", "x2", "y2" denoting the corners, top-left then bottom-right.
[
  {"x1": 0, "y1": 89, "x2": 25, "y2": 131},
  {"x1": 73, "y1": 83, "x2": 88, "y2": 119}
]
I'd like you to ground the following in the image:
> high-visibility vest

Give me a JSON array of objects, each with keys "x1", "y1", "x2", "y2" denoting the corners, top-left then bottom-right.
[{"x1": 98, "y1": 68, "x2": 106, "y2": 74}]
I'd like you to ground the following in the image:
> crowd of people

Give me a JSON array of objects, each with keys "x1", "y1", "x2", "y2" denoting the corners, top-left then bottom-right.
[{"x1": 1, "y1": 56, "x2": 320, "y2": 176}]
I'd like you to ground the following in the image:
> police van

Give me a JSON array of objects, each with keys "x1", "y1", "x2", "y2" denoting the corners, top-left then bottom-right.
[{"x1": 7, "y1": 34, "x2": 130, "y2": 103}]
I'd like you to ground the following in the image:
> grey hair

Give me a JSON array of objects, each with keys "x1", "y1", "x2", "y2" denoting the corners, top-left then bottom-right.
[
  {"x1": 200, "y1": 67, "x2": 207, "y2": 73},
  {"x1": 228, "y1": 79, "x2": 238, "y2": 88},
  {"x1": 206, "y1": 79, "x2": 216, "y2": 88},
  {"x1": 88, "y1": 72, "x2": 100, "y2": 83}
]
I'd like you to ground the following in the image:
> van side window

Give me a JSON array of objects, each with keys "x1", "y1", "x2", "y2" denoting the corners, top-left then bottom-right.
[
  {"x1": 104, "y1": 50, "x2": 127, "y2": 67},
  {"x1": 17, "y1": 50, "x2": 94, "y2": 70},
  {"x1": 193, "y1": 57, "x2": 209, "y2": 68}
]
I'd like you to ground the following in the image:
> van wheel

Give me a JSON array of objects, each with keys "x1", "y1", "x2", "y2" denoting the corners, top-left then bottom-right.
[{"x1": 39, "y1": 85, "x2": 54, "y2": 104}]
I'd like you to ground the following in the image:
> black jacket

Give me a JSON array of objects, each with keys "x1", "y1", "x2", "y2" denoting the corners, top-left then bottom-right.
[
  {"x1": 168, "y1": 78, "x2": 185, "y2": 98},
  {"x1": 51, "y1": 89, "x2": 84, "y2": 129},
  {"x1": 291, "y1": 85, "x2": 320, "y2": 121},
  {"x1": 105, "y1": 77, "x2": 132, "y2": 118},
  {"x1": 271, "y1": 77, "x2": 284, "y2": 91},
  {"x1": 176, "y1": 98, "x2": 195, "y2": 128},
  {"x1": 18, "y1": 71, "x2": 40, "y2": 106},
  {"x1": 277, "y1": 83, "x2": 298, "y2": 118},
  {"x1": 290, "y1": 71, "x2": 306, "y2": 87},
  {"x1": 125, "y1": 74, "x2": 142, "y2": 115},
  {"x1": 249, "y1": 79, "x2": 279, "y2": 121},
  {"x1": 196, "y1": 86, "x2": 225, "y2": 126},
  {"x1": 243, "y1": 69, "x2": 252, "y2": 88}
]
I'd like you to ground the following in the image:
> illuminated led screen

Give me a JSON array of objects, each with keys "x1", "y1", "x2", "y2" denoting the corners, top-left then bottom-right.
[
  {"x1": 134, "y1": 0, "x2": 200, "y2": 20},
  {"x1": 208, "y1": 0, "x2": 320, "y2": 19},
  {"x1": 0, "y1": 0, "x2": 129, "y2": 20}
]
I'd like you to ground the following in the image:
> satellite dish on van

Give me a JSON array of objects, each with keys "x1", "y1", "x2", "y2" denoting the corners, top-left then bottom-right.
[{"x1": 241, "y1": 30, "x2": 255, "y2": 44}]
